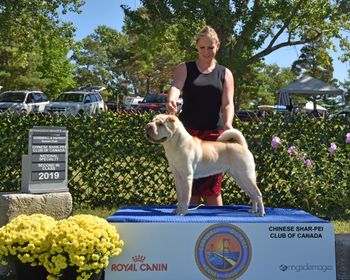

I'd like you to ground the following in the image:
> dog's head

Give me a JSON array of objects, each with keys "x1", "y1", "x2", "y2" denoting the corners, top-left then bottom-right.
[{"x1": 145, "y1": 114, "x2": 177, "y2": 144}]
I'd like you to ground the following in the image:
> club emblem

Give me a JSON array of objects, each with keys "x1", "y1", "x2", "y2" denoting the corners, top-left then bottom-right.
[{"x1": 195, "y1": 224, "x2": 251, "y2": 279}]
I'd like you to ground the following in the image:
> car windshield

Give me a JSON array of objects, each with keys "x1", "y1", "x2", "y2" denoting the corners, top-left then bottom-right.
[
  {"x1": 0, "y1": 91, "x2": 26, "y2": 103},
  {"x1": 142, "y1": 94, "x2": 167, "y2": 103},
  {"x1": 55, "y1": 93, "x2": 84, "y2": 102}
]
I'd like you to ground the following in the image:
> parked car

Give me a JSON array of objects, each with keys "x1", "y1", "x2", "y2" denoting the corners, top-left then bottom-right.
[
  {"x1": 121, "y1": 96, "x2": 143, "y2": 110},
  {"x1": 329, "y1": 110, "x2": 350, "y2": 119},
  {"x1": 0, "y1": 90, "x2": 49, "y2": 113},
  {"x1": 45, "y1": 86, "x2": 106, "y2": 116},
  {"x1": 137, "y1": 93, "x2": 183, "y2": 113}
]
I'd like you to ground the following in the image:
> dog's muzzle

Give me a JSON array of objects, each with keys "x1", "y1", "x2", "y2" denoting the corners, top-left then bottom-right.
[{"x1": 145, "y1": 123, "x2": 167, "y2": 144}]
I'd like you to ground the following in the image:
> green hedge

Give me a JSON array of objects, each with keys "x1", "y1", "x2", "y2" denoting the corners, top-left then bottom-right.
[{"x1": 0, "y1": 112, "x2": 349, "y2": 219}]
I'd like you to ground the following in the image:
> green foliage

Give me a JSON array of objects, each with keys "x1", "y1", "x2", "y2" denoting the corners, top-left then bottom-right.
[
  {"x1": 239, "y1": 64, "x2": 297, "y2": 109},
  {"x1": 0, "y1": 111, "x2": 177, "y2": 208},
  {"x1": 124, "y1": 1, "x2": 350, "y2": 107},
  {"x1": 39, "y1": 35, "x2": 76, "y2": 98},
  {"x1": 0, "y1": 0, "x2": 82, "y2": 97},
  {"x1": 0, "y1": 112, "x2": 349, "y2": 220},
  {"x1": 72, "y1": 26, "x2": 133, "y2": 100},
  {"x1": 232, "y1": 114, "x2": 350, "y2": 219},
  {"x1": 291, "y1": 42, "x2": 334, "y2": 83},
  {"x1": 121, "y1": 6, "x2": 201, "y2": 94}
]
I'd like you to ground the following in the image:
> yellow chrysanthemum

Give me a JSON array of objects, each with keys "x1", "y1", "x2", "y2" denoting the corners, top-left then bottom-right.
[
  {"x1": 41, "y1": 214, "x2": 123, "y2": 280},
  {"x1": 0, "y1": 213, "x2": 123, "y2": 280},
  {"x1": 0, "y1": 214, "x2": 56, "y2": 266}
]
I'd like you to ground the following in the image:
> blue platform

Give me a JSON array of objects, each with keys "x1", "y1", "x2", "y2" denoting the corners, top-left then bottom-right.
[
  {"x1": 107, "y1": 205, "x2": 328, "y2": 223},
  {"x1": 106, "y1": 205, "x2": 335, "y2": 280}
]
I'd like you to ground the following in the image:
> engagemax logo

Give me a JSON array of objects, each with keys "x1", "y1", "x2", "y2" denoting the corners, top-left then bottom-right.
[
  {"x1": 279, "y1": 263, "x2": 333, "y2": 273},
  {"x1": 110, "y1": 255, "x2": 168, "y2": 272},
  {"x1": 195, "y1": 224, "x2": 251, "y2": 279}
]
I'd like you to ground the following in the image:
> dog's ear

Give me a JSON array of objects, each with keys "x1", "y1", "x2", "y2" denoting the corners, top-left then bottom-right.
[{"x1": 167, "y1": 115, "x2": 177, "y2": 123}]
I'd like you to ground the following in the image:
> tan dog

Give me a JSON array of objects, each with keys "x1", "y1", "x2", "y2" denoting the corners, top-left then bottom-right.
[{"x1": 145, "y1": 114, "x2": 265, "y2": 216}]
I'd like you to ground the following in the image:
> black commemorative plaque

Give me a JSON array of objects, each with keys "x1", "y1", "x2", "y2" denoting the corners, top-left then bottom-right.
[
  {"x1": 21, "y1": 126, "x2": 69, "y2": 193},
  {"x1": 30, "y1": 127, "x2": 67, "y2": 182}
]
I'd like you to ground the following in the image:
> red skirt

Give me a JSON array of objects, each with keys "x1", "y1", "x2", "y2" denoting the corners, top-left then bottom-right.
[{"x1": 186, "y1": 128, "x2": 224, "y2": 196}]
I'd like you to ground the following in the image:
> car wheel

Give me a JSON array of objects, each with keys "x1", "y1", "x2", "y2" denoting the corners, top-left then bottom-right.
[{"x1": 77, "y1": 110, "x2": 84, "y2": 116}]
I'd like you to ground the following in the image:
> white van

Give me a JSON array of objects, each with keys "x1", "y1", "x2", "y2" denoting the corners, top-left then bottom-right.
[
  {"x1": 0, "y1": 90, "x2": 49, "y2": 113},
  {"x1": 45, "y1": 90, "x2": 106, "y2": 116}
]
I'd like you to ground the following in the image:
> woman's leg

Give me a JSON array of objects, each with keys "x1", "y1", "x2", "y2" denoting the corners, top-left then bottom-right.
[
  {"x1": 192, "y1": 174, "x2": 223, "y2": 206},
  {"x1": 190, "y1": 195, "x2": 202, "y2": 205},
  {"x1": 204, "y1": 194, "x2": 223, "y2": 206}
]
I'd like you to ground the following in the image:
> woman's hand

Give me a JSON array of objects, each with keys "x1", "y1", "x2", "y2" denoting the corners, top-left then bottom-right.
[
  {"x1": 224, "y1": 123, "x2": 234, "y2": 130},
  {"x1": 166, "y1": 100, "x2": 178, "y2": 114}
]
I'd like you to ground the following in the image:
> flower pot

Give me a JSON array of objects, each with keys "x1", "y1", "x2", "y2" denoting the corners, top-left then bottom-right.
[
  {"x1": 60, "y1": 266, "x2": 104, "y2": 280},
  {"x1": 13, "y1": 259, "x2": 48, "y2": 280}
]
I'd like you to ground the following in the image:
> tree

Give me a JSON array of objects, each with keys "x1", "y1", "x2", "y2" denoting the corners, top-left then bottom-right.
[
  {"x1": 291, "y1": 42, "x2": 334, "y2": 83},
  {"x1": 0, "y1": 0, "x2": 83, "y2": 97},
  {"x1": 73, "y1": 36, "x2": 110, "y2": 86},
  {"x1": 72, "y1": 26, "x2": 135, "y2": 101},
  {"x1": 122, "y1": 6, "x2": 201, "y2": 95},
  {"x1": 122, "y1": 0, "x2": 350, "y2": 109},
  {"x1": 240, "y1": 64, "x2": 296, "y2": 108}
]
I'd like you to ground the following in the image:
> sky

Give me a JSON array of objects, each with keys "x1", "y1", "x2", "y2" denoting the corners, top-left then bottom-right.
[{"x1": 62, "y1": 0, "x2": 349, "y2": 85}]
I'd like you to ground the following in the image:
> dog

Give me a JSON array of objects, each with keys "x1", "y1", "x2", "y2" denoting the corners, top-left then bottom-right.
[{"x1": 145, "y1": 114, "x2": 265, "y2": 216}]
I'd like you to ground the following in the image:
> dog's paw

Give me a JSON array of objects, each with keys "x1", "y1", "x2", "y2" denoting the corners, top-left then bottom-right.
[
  {"x1": 258, "y1": 210, "x2": 266, "y2": 217},
  {"x1": 173, "y1": 206, "x2": 188, "y2": 216},
  {"x1": 249, "y1": 208, "x2": 265, "y2": 217},
  {"x1": 172, "y1": 208, "x2": 184, "y2": 215},
  {"x1": 248, "y1": 208, "x2": 258, "y2": 214}
]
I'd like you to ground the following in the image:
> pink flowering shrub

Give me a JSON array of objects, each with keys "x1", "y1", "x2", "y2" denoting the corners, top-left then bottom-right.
[
  {"x1": 269, "y1": 136, "x2": 346, "y2": 169},
  {"x1": 328, "y1": 143, "x2": 337, "y2": 155},
  {"x1": 230, "y1": 114, "x2": 350, "y2": 219},
  {"x1": 345, "y1": 133, "x2": 350, "y2": 144},
  {"x1": 271, "y1": 137, "x2": 281, "y2": 149}
]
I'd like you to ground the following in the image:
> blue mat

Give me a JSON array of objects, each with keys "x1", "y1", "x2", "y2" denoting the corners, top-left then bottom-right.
[{"x1": 107, "y1": 205, "x2": 328, "y2": 223}]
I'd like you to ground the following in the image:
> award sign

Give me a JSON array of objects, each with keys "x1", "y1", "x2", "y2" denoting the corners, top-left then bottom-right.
[{"x1": 21, "y1": 126, "x2": 69, "y2": 193}]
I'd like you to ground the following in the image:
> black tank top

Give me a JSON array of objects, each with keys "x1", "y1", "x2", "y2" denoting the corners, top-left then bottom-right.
[{"x1": 179, "y1": 61, "x2": 226, "y2": 130}]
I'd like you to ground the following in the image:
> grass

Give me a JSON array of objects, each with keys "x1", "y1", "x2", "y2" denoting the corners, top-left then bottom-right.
[
  {"x1": 73, "y1": 207, "x2": 114, "y2": 219},
  {"x1": 333, "y1": 220, "x2": 350, "y2": 234}
]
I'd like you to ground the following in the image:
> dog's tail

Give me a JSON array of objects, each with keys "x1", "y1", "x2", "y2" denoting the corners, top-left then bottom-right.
[{"x1": 217, "y1": 128, "x2": 248, "y2": 148}]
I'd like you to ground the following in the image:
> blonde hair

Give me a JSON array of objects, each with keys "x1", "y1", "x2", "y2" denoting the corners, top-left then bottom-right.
[{"x1": 195, "y1": 25, "x2": 220, "y2": 44}]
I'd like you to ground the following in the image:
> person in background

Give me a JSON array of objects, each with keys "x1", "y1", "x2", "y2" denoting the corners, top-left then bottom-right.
[{"x1": 166, "y1": 25, "x2": 234, "y2": 206}]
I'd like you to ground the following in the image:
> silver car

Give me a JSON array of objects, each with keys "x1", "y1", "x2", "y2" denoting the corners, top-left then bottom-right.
[
  {"x1": 0, "y1": 90, "x2": 49, "y2": 113},
  {"x1": 45, "y1": 87, "x2": 106, "y2": 116}
]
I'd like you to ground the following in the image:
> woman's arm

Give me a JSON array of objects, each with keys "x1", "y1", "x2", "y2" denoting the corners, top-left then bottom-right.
[
  {"x1": 167, "y1": 63, "x2": 187, "y2": 114},
  {"x1": 221, "y1": 68, "x2": 235, "y2": 130}
]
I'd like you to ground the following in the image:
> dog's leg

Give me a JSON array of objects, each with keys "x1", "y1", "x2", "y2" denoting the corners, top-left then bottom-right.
[
  {"x1": 170, "y1": 166, "x2": 193, "y2": 215},
  {"x1": 174, "y1": 176, "x2": 192, "y2": 216},
  {"x1": 244, "y1": 181, "x2": 265, "y2": 216},
  {"x1": 228, "y1": 170, "x2": 265, "y2": 216},
  {"x1": 243, "y1": 179, "x2": 265, "y2": 217},
  {"x1": 231, "y1": 173, "x2": 258, "y2": 213}
]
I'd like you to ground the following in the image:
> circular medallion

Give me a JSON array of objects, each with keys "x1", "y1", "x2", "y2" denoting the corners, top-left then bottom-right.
[{"x1": 195, "y1": 224, "x2": 251, "y2": 279}]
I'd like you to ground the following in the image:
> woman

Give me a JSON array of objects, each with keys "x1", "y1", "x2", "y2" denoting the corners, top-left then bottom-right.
[{"x1": 166, "y1": 25, "x2": 234, "y2": 206}]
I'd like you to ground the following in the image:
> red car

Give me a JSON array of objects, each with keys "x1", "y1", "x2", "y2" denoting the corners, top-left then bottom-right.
[
  {"x1": 137, "y1": 93, "x2": 168, "y2": 112},
  {"x1": 137, "y1": 93, "x2": 183, "y2": 113}
]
